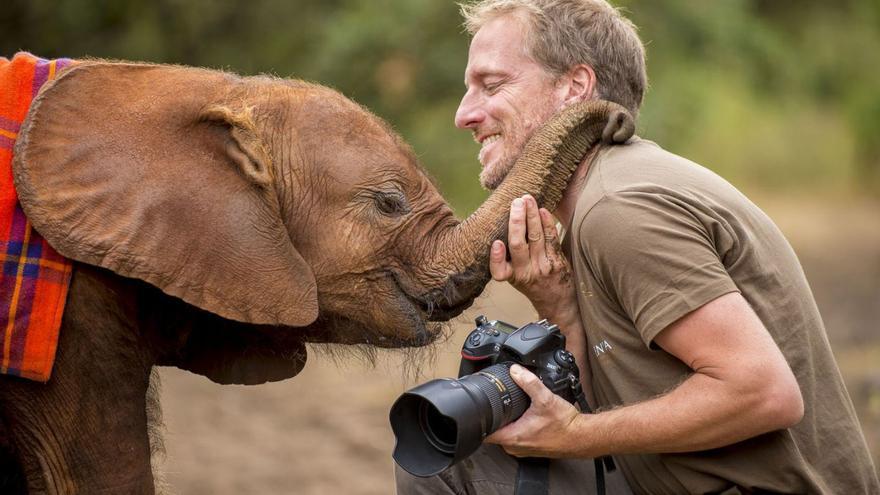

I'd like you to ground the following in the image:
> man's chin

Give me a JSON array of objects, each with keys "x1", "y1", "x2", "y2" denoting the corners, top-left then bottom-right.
[{"x1": 479, "y1": 162, "x2": 508, "y2": 190}]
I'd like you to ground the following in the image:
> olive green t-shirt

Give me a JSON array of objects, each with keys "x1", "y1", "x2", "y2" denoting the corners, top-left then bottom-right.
[{"x1": 566, "y1": 137, "x2": 879, "y2": 494}]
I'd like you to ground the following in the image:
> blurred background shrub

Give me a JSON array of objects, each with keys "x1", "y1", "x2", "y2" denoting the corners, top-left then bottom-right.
[{"x1": 3, "y1": 0, "x2": 878, "y2": 212}]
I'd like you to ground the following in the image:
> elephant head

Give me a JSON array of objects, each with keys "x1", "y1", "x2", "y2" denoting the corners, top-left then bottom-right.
[{"x1": 0, "y1": 60, "x2": 633, "y2": 492}]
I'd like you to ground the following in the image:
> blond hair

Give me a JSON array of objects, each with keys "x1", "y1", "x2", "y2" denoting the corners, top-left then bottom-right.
[{"x1": 460, "y1": 0, "x2": 647, "y2": 117}]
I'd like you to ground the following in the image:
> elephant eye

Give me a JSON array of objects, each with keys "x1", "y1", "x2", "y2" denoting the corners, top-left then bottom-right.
[{"x1": 373, "y1": 190, "x2": 410, "y2": 217}]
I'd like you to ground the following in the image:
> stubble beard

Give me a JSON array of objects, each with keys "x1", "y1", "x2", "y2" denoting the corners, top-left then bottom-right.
[
  {"x1": 479, "y1": 150, "x2": 515, "y2": 190},
  {"x1": 478, "y1": 107, "x2": 559, "y2": 191}
]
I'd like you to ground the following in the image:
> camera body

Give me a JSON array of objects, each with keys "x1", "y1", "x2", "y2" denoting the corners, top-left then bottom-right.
[{"x1": 458, "y1": 315, "x2": 581, "y2": 404}]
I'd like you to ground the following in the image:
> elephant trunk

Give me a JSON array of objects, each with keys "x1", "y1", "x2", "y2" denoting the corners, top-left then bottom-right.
[{"x1": 420, "y1": 100, "x2": 633, "y2": 320}]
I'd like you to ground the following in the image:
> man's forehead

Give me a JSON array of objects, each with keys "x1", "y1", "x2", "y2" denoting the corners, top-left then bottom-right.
[
  {"x1": 464, "y1": 17, "x2": 530, "y2": 83},
  {"x1": 471, "y1": 15, "x2": 528, "y2": 50}
]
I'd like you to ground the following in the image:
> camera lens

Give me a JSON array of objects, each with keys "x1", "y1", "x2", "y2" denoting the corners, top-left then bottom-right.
[
  {"x1": 419, "y1": 402, "x2": 456, "y2": 454},
  {"x1": 389, "y1": 363, "x2": 529, "y2": 477}
]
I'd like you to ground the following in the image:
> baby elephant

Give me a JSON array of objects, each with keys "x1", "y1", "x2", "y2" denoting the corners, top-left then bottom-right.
[{"x1": 0, "y1": 53, "x2": 633, "y2": 493}]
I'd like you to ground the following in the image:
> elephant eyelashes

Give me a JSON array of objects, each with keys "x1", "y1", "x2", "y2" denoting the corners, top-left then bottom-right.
[{"x1": 373, "y1": 190, "x2": 410, "y2": 217}]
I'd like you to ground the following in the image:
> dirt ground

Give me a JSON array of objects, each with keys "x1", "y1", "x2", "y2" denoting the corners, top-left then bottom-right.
[{"x1": 157, "y1": 197, "x2": 880, "y2": 494}]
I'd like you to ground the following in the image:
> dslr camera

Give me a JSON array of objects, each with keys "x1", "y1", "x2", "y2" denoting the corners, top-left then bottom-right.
[{"x1": 389, "y1": 315, "x2": 587, "y2": 477}]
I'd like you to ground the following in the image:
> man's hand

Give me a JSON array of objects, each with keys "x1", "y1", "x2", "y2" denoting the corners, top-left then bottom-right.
[
  {"x1": 490, "y1": 194, "x2": 577, "y2": 324},
  {"x1": 484, "y1": 364, "x2": 581, "y2": 458}
]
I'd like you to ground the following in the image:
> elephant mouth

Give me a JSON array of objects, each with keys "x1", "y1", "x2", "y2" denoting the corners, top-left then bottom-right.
[
  {"x1": 413, "y1": 291, "x2": 476, "y2": 321},
  {"x1": 390, "y1": 272, "x2": 477, "y2": 323},
  {"x1": 300, "y1": 274, "x2": 446, "y2": 348}
]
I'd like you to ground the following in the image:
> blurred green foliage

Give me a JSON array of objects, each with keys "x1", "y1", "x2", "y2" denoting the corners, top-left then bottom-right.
[{"x1": 2, "y1": 0, "x2": 878, "y2": 213}]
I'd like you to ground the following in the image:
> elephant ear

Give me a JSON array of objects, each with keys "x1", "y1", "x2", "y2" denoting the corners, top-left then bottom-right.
[{"x1": 13, "y1": 61, "x2": 319, "y2": 328}]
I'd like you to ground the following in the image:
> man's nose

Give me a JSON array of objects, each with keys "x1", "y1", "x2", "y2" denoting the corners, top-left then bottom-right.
[{"x1": 455, "y1": 91, "x2": 484, "y2": 130}]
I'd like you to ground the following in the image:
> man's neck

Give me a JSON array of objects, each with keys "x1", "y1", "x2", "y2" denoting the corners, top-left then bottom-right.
[{"x1": 553, "y1": 146, "x2": 600, "y2": 228}]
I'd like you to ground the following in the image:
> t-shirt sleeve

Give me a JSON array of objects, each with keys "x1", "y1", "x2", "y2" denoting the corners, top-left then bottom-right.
[{"x1": 578, "y1": 191, "x2": 740, "y2": 347}]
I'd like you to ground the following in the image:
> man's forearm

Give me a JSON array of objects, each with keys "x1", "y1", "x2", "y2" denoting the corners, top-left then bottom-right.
[{"x1": 567, "y1": 370, "x2": 802, "y2": 457}]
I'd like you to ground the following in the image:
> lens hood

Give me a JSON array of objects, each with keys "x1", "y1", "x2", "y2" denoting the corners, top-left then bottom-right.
[{"x1": 389, "y1": 378, "x2": 489, "y2": 477}]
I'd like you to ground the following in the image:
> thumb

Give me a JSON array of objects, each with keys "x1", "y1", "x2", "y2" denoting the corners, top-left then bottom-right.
[{"x1": 510, "y1": 364, "x2": 554, "y2": 406}]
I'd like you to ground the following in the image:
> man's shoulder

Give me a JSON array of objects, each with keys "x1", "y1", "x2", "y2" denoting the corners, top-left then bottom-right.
[
  {"x1": 575, "y1": 136, "x2": 736, "y2": 222},
  {"x1": 574, "y1": 137, "x2": 688, "y2": 219},
  {"x1": 592, "y1": 136, "x2": 709, "y2": 187}
]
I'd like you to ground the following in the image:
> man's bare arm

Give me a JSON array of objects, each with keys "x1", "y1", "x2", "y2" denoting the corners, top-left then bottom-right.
[{"x1": 487, "y1": 292, "x2": 805, "y2": 458}]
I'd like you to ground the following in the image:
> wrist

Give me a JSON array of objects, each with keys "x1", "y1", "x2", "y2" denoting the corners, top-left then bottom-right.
[
  {"x1": 535, "y1": 302, "x2": 580, "y2": 331},
  {"x1": 568, "y1": 412, "x2": 605, "y2": 458}
]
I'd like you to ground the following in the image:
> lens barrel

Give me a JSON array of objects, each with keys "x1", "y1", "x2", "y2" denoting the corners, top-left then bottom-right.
[{"x1": 390, "y1": 363, "x2": 528, "y2": 477}]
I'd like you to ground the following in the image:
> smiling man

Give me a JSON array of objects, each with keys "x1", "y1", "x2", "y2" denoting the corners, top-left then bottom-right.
[{"x1": 396, "y1": 1, "x2": 879, "y2": 494}]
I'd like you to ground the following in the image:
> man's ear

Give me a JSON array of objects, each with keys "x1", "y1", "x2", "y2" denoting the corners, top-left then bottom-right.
[{"x1": 561, "y1": 64, "x2": 597, "y2": 105}]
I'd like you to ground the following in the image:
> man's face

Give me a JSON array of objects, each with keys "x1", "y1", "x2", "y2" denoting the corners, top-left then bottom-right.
[{"x1": 456, "y1": 14, "x2": 568, "y2": 190}]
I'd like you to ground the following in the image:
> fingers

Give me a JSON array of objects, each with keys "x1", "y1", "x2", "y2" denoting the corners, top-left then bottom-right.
[
  {"x1": 507, "y1": 197, "x2": 530, "y2": 272},
  {"x1": 525, "y1": 195, "x2": 546, "y2": 258},
  {"x1": 485, "y1": 365, "x2": 562, "y2": 451},
  {"x1": 485, "y1": 365, "x2": 582, "y2": 457},
  {"x1": 539, "y1": 208, "x2": 558, "y2": 245},
  {"x1": 540, "y1": 208, "x2": 562, "y2": 262},
  {"x1": 510, "y1": 364, "x2": 555, "y2": 408},
  {"x1": 508, "y1": 195, "x2": 547, "y2": 273},
  {"x1": 489, "y1": 240, "x2": 512, "y2": 281}
]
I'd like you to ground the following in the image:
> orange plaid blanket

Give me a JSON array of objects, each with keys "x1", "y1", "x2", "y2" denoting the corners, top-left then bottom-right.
[{"x1": 0, "y1": 52, "x2": 74, "y2": 382}]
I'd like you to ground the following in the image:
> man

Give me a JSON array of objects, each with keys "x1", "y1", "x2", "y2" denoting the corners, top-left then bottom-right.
[{"x1": 397, "y1": 0, "x2": 880, "y2": 493}]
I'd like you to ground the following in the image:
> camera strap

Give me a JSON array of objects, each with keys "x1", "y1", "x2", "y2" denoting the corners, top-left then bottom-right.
[
  {"x1": 515, "y1": 457, "x2": 550, "y2": 495},
  {"x1": 574, "y1": 380, "x2": 612, "y2": 495},
  {"x1": 514, "y1": 456, "x2": 607, "y2": 495}
]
